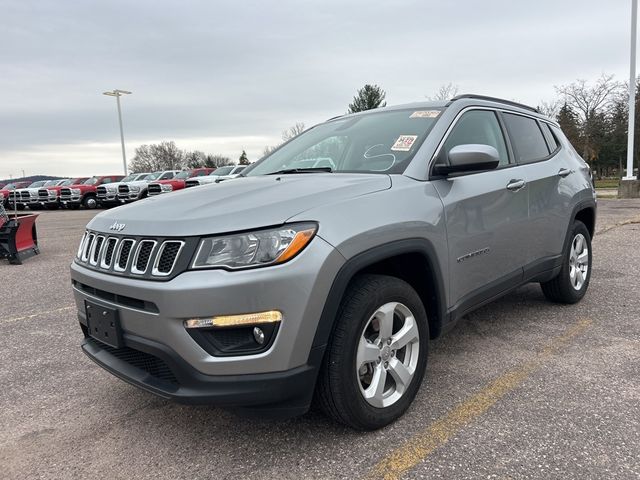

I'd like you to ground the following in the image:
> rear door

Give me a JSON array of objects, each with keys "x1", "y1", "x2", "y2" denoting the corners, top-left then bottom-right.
[
  {"x1": 432, "y1": 109, "x2": 529, "y2": 311},
  {"x1": 500, "y1": 113, "x2": 569, "y2": 266}
]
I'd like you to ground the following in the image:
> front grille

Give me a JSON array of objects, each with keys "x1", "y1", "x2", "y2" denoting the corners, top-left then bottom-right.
[
  {"x1": 60, "y1": 188, "x2": 71, "y2": 200},
  {"x1": 118, "y1": 185, "x2": 129, "y2": 194},
  {"x1": 38, "y1": 188, "x2": 49, "y2": 199},
  {"x1": 102, "y1": 238, "x2": 118, "y2": 268},
  {"x1": 20, "y1": 191, "x2": 30, "y2": 200},
  {"x1": 116, "y1": 239, "x2": 135, "y2": 271},
  {"x1": 85, "y1": 337, "x2": 178, "y2": 386},
  {"x1": 132, "y1": 240, "x2": 155, "y2": 274},
  {"x1": 185, "y1": 180, "x2": 200, "y2": 188},
  {"x1": 91, "y1": 236, "x2": 105, "y2": 265},
  {"x1": 148, "y1": 184, "x2": 162, "y2": 195},
  {"x1": 76, "y1": 231, "x2": 185, "y2": 279},
  {"x1": 154, "y1": 242, "x2": 183, "y2": 275},
  {"x1": 96, "y1": 186, "x2": 107, "y2": 198}
]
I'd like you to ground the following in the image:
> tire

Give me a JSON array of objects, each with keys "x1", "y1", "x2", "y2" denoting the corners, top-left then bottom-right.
[
  {"x1": 315, "y1": 274, "x2": 429, "y2": 430},
  {"x1": 83, "y1": 196, "x2": 97, "y2": 209},
  {"x1": 540, "y1": 220, "x2": 592, "y2": 304}
]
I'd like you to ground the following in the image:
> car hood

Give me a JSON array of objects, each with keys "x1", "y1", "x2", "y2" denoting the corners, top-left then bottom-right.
[
  {"x1": 124, "y1": 180, "x2": 152, "y2": 188},
  {"x1": 88, "y1": 173, "x2": 391, "y2": 236}
]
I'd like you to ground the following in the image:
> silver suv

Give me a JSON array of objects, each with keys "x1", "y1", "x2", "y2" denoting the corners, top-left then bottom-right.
[{"x1": 71, "y1": 95, "x2": 596, "y2": 430}]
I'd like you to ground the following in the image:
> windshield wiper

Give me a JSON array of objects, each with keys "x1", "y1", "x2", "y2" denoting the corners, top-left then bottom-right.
[{"x1": 267, "y1": 167, "x2": 333, "y2": 175}]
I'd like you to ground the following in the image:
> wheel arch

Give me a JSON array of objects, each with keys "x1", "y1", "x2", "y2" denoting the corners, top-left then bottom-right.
[
  {"x1": 311, "y1": 239, "x2": 448, "y2": 355},
  {"x1": 573, "y1": 202, "x2": 596, "y2": 238}
]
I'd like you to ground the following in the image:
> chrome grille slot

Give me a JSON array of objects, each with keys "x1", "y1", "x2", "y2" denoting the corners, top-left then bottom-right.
[
  {"x1": 152, "y1": 241, "x2": 184, "y2": 276},
  {"x1": 114, "y1": 239, "x2": 136, "y2": 272},
  {"x1": 96, "y1": 186, "x2": 107, "y2": 198},
  {"x1": 131, "y1": 240, "x2": 156, "y2": 274},
  {"x1": 90, "y1": 236, "x2": 105, "y2": 265},
  {"x1": 81, "y1": 233, "x2": 95, "y2": 262},
  {"x1": 76, "y1": 232, "x2": 87, "y2": 258},
  {"x1": 60, "y1": 188, "x2": 71, "y2": 200},
  {"x1": 101, "y1": 238, "x2": 118, "y2": 268},
  {"x1": 38, "y1": 189, "x2": 49, "y2": 199}
]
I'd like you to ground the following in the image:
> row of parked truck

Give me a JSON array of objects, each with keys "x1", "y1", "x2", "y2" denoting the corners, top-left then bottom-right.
[{"x1": 0, "y1": 165, "x2": 246, "y2": 210}]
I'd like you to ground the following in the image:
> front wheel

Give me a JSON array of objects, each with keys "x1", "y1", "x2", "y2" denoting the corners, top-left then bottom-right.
[
  {"x1": 83, "y1": 196, "x2": 97, "y2": 209},
  {"x1": 315, "y1": 274, "x2": 429, "y2": 430},
  {"x1": 540, "y1": 220, "x2": 592, "y2": 303}
]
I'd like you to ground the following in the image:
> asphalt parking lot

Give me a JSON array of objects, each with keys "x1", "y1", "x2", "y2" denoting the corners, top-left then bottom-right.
[{"x1": 1, "y1": 199, "x2": 639, "y2": 480}]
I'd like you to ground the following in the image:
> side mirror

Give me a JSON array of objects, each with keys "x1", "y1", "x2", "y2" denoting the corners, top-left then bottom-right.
[{"x1": 433, "y1": 144, "x2": 500, "y2": 176}]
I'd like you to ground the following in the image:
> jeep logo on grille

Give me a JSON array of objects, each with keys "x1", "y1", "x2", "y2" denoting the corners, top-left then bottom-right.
[{"x1": 109, "y1": 221, "x2": 126, "y2": 232}]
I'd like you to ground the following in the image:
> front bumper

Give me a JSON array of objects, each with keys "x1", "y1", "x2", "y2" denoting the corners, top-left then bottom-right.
[
  {"x1": 61, "y1": 195, "x2": 82, "y2": 206},
  {"x1": 71, "y1": 235, "x2": 344, "y2": 403},
  {"x1": 81, "y1": 327, "x2": 323, "y2": 414}
]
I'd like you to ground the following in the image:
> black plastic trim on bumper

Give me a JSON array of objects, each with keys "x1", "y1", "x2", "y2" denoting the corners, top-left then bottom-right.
[{"x1": 81, "y1": 330, "x2": 323, "y2": 417}]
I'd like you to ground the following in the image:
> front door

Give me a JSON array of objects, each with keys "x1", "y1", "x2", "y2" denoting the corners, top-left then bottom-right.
[{"x1": 432, "y1": 109, "x2": 529, "y2": 311}]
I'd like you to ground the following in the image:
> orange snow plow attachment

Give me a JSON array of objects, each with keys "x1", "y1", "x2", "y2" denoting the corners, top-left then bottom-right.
[{"x1": 0, "y1": 213, "x2": 40, "y2": 264}]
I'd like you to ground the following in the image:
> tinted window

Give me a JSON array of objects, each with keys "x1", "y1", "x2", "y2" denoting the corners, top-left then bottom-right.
[
  {"x1": 503, "y1": 113, "x2": 549, "y2": 163},
  {"x1": 102, "y1": 178, "x2": 112, "y2": 184},
  {"x1": 441, "y1": 110, "x2": 509, "y2": 166},
  {"x1": 539, "y1": 122, "x2": 559, "y2": 152},
  {"x1": 160, "y1": 172, "x2": 174, "y2": 180}
]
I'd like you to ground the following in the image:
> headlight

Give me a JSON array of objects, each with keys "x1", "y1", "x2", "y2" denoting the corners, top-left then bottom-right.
[
  {"x1": 161, "y1": 184, "x2": 173, "y2": 192},
  {"x1": 71, "y1": 188, "x2": 81, "y2": 195},
  {"x1": 192, "y1": 223, "x2": 317, "y2": 270}
]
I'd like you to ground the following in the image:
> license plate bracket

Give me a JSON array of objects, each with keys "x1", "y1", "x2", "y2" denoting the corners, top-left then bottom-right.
[{"x1": 85, "y1": 300, "x2": 123, "y2": 348}]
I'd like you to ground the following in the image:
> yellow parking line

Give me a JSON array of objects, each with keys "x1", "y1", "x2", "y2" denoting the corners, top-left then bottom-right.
[
  {"x1": 367, "y1": 317, "x2": 593, "y2": 480},
  {"x1": 1, "y1": 306, "x2": 74, "y2": 325}
]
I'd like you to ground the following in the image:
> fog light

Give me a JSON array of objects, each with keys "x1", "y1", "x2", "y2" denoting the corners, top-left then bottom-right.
[
  {"x1": 253, "y1": 327, "x2": 265, "y2": 345},
  {"x1": 184, "y1": 310, "x2": 282, "y2": 329}
]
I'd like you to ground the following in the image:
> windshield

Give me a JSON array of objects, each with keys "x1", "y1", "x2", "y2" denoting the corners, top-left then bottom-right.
[
  {"x1": 4, "y1": 183, "x2": 16, "y2": 189},
  {"x1": 245, "y1": 108, "x2": 442, "y2": 176},
  {"x1": 121, "y1": 174, "x2": 138, "y2": 182},
  {"x1": 28, "y1": 181, "x2": 47, "y2": 188},
  {"x1": 84, "y1": 177, "x2": 99, "y2": 185},
  {"x1": 175, "y1": 171, "x2": 191, "y2": 179},
  {"x1": 135, "y1": 174, "x2": 150, "y2": 180},
  {"x1": 212, "y1": 166, "x2": 234, "y2": 176},
  {"x1": 146, "y1": 172, "x2": 163, "y2": 181},
  {"x1": 60, "y1": 180, "x2": 73, "y2": 186}
]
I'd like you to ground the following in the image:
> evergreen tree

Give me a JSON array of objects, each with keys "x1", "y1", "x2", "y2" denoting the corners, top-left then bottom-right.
[
  {"x1": 556, "y1": 103, "x2": 581, "y2": 152},
  {"x1": 238, "y1": 150, "x2": 249, "y2": 165},
  {"x1": 348, "y1": 84, "x2": 387, "y2": 113}
]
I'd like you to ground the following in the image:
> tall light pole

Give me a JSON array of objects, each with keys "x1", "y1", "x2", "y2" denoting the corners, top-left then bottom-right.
[
  {"x1": 624, "y1": 0, "x2": 638, "y2": 181},
  {"x1": 103, "y1": 89, "x2": 132, "y2": 176}
]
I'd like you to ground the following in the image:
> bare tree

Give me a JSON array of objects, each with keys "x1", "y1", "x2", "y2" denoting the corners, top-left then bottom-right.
[
  {"x1": 427, "y1": 83, "x2": 459, "y2": 101},
  {"x1": 184, "y1": 150, "x2": 207, "y2": 168},
  {"x1": 282, "y1": 122, "x2": 306, "y2": 142},
  {"x1": 537, "y1": 99, "x2": 561, "y2": 118},
  {"x1": 205, "y1": 154, "x2": 232, "y2": 168},
  {"x1": 555, "y1": 74, "x2": 621, "y2": 123},
  {"x1": 129, "y1": 141, "x2": 185, "y2": 172},
  {"x1": 263, "y1": 145, "x2": 278, "y2": 157}
]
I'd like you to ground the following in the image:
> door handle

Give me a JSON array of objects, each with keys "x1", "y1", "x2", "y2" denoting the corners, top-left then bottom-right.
[
  {"x1": 558, "y1": 168, "x2": 573, "y2": 178},
  {"x1": 506, "y1": 179, "x2": 526, "y2": 191}
]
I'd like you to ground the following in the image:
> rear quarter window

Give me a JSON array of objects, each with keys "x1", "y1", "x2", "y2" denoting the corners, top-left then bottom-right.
[
  {"x1": 539, "y1": 122, "x2": 559, "y2": 152},
  {"x1": 503, "y1": 113, "x2": 550, "y2": 164}
]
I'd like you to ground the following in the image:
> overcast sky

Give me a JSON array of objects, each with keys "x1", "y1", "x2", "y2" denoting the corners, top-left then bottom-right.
[{"x1": 0, "y1": 0, "x2": 634, "y2": 179}]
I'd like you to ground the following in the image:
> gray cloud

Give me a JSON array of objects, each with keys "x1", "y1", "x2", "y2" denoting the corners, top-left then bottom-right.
[{"x1": 0, "y1": 0, "x2": 632, "y2": 178}]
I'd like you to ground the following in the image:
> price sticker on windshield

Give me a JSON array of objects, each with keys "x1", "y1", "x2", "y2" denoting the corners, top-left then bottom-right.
[{"x1": 391, "y1": 135, "x2": 418, "y2": 151}]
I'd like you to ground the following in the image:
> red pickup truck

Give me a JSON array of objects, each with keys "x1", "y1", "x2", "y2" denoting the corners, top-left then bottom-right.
[
  {"x1": 38, "y1": 177, "x2": 89, "y2": 209},
  {"x1": 1, "y1": 181, "x2": 31, "y2": 207},
  {"x1": 147, "y1": 168, "x2": 215, "y2": 196},
  {"x1": 60, "y1": 175, "x2": 124, "y2": 209}
]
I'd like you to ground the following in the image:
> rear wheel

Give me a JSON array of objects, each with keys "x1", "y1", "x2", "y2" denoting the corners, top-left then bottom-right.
[
  {"x1": 315, "y1": 274, "x2": 429, "y2": 430},
  {"x1": 541, "y1": 220, "x2": 592, "y2": 304}
]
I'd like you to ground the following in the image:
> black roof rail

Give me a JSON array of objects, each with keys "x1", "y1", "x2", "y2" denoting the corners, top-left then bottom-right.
[{"x1": 448, "y1": 94, "x2": 539, "y2": 113}]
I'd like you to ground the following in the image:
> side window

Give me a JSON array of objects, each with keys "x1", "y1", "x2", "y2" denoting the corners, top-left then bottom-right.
[
  {"x1": 160, "y1": 173, "x2": 173, "y2": 180},
  {"x1": 102, "y1": 178, "x2": 111, "y2": 184},
  {"x1": 539, "y1": 122, "x2": 559, "y2": 152},
  {"x1": 441, "y1": 110, "x2": 509, "y2": 166},
  {"x1": 503, "y1": 113, "x2": 550, "y2": 163}
]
